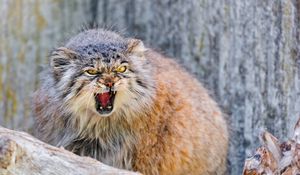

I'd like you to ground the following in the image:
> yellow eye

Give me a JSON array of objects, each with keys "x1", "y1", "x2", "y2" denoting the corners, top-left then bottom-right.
[
  {"x1": 85, "y1": 69, "x2": 98, "y2": 75},
  {"x1": 116, "y1": 66, "x2": 127, "y2": 73}
]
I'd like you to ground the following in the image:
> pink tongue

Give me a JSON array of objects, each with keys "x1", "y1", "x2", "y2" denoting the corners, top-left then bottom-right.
[{"x1": 97, "y1": 92, "x2": 110, "y2": 108}]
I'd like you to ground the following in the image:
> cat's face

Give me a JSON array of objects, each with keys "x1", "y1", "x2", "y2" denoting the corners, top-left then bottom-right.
[{"x1": 50, "y1": 39, "x2": 153, "y2": 117}]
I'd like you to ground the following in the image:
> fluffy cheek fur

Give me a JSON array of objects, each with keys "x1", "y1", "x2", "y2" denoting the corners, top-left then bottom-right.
[
  {"x1": 111, "y1": 79, "x2": 130, "y2": 110},
  {"x1": 66, "y1": 81, "x2": 97, "y2": 116}
]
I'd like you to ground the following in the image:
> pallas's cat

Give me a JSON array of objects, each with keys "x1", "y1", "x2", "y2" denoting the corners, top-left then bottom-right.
[{"x1": 33, "y1": 29, "x2": 228, "y2": 175}]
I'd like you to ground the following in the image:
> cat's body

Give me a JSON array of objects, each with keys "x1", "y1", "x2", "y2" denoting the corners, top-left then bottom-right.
[{"x1": 33, "y1": 29, "x2": 228, "y2": 175}]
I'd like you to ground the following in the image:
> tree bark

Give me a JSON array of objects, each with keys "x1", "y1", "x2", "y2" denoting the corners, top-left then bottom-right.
[
  {"x1": 0, "y1": 126, "x2": 141, "y2": 175},
  {"x1": 243, "y1": 117, "x2": 300, "y2": 174},
  {"x1": 0, "y1": 0, "x2": 93, "y2": 131}
]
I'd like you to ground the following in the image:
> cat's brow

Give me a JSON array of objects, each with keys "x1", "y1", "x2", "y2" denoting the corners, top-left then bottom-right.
[
  {"x1": 84, "y1": 63, "x2": 94, "y2": 67},
  {"x1": 102, "y1": 58, "x2": 111, "y2": 63}
]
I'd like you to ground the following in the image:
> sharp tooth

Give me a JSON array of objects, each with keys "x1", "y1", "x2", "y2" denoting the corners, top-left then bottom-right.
[
  {"x1": 108, "y1": 106, "x2": 112, "y2": 109},
  {"x1": 100, "y1": 106, "x2": 103, "y2": 109}
]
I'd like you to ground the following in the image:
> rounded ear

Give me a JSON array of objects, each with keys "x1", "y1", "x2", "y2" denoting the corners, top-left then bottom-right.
[
  {"x1": 49, "y1": 47, "x2": 78, "y2": 79},
  {"x1": 126, "y1": 39, "x2": 147, "y2": 56},
  {"x1": 50, "y1": 47, "x2": 78, "y2": 69}
]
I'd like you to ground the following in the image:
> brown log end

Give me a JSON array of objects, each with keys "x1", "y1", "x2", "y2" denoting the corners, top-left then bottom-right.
[{"x1": 0, "y1": 137, "x2": 25, "y2": 169}]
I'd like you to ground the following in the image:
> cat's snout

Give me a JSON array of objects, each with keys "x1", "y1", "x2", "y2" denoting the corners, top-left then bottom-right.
[
  {"x1": 104, "y1": 81, "x2": 114, "y2": 88},
  {"x1": 97, "y1": 77, "x2": 114, "y2": 88}
]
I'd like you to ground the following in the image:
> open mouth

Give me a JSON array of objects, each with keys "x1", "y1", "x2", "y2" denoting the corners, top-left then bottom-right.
[{"x1": 94, "y1": 89, "x2": 116, "y2": 115}]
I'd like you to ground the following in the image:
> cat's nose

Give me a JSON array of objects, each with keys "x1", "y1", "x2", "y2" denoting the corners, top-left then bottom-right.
[
  {"x1": 104, "y1": 81, "x2": 114, "y2": 88},
  {"x1": 97, "y1": 78, "x2": 114, "y2": 88},
  {"x1": 97, "y1": 74, "x2": 120, "y2": 88}
]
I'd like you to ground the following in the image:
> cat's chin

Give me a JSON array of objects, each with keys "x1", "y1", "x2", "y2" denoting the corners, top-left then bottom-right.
[
  {"x1": 95, "y1": 108, "x2": 114, "y2": 117},
  {"x1": 95, "y1": 106, "x2": 116, "y2": 117},
  {"x1": 97, "y1": 112, "x2": 114, "y2": 117}
]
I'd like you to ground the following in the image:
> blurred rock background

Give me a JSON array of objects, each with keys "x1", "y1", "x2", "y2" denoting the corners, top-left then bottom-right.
[{"x1": 1, "y1": 0, "x2": 300, "y2": 174}]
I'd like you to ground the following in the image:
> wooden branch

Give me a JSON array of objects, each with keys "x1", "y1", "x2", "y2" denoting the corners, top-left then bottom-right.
[
  {"x1": 243, "y1": 118, "x2": 300, "y2": 175},
  {"x1": 0, "y1": 126, "x2": 141, "y2": 175}
]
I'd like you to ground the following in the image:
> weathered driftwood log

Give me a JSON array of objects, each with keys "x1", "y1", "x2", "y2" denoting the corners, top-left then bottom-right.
[
  {"x1": 0, "y1": 126, "x2": 141, "y2": 175},
  {"x1": 243, "y1": 118, "x2": 300, "y2": 175}
]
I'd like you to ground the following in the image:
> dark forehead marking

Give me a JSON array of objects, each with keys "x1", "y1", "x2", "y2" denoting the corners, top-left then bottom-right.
[
  {"x1": 76, "y1": 57, "x2": 95, "y2": 67},
  {"x1": 102, "y1": 57, "x2": 111, "y2": 63},
  {"x1": 74, "y1": 43, "x2": 126, "y2": 57}
]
